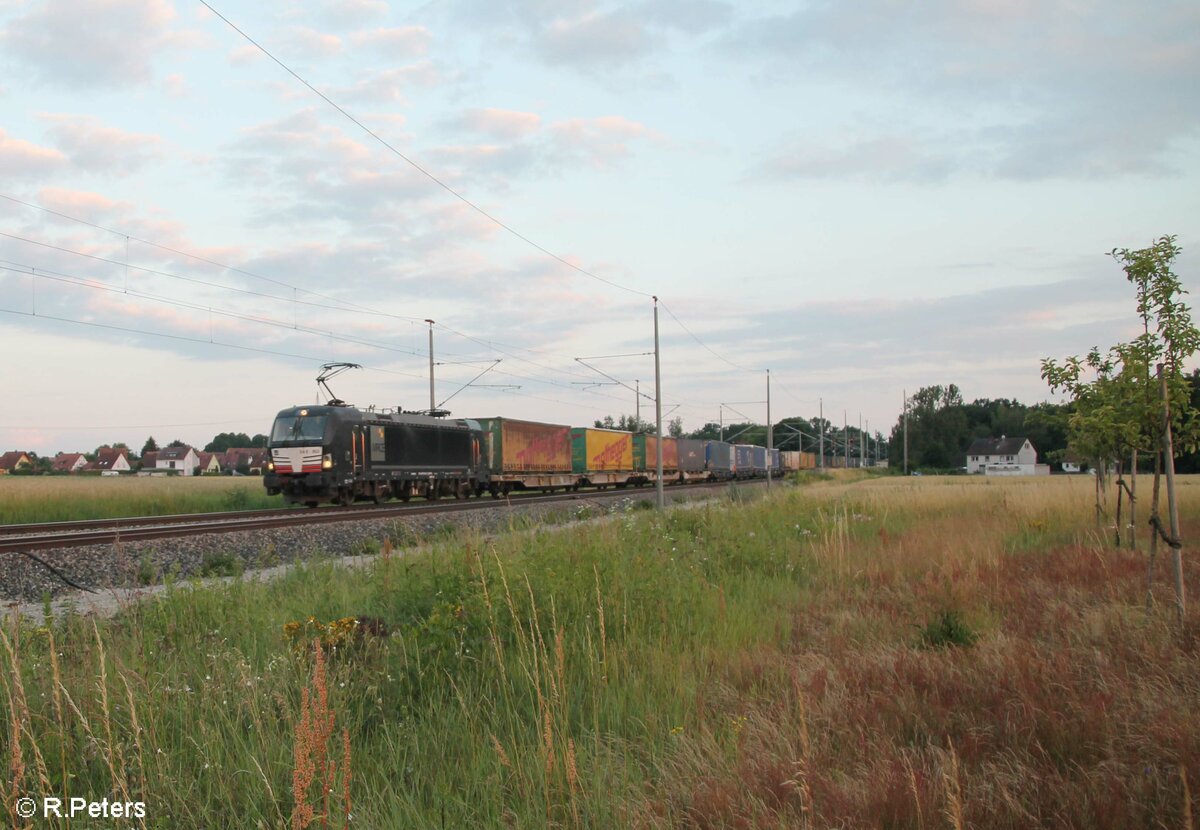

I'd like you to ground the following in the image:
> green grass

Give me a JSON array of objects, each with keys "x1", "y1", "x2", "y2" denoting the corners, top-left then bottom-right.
[
  {"x1": 2, "y1": 477, "x2": 1198, "y2": 828},
  {"x1": 0, "y1": 476, "x2": 283, "y2": 524}
]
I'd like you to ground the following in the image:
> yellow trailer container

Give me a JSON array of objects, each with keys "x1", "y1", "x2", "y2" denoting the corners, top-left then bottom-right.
[{"x1": 572, "y1": 428, "x2": 633, "y2": 472}]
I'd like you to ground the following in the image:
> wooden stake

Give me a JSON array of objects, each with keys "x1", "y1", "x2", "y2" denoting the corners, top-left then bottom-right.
[{"x1": 1159, "y1": 364, "x2": 1185, "y2": 623}]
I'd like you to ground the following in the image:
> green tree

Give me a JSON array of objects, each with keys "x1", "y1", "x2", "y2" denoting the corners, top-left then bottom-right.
[
  {"x1": 668, "y1": 416, "x2": 684, "y2": 438},
  {"x1": 142, "y1": 436, "x2": 159, "y2": 455},
  {"x1": 592, "y1": 414, "x2": 655, "y2": 433},
  {"x1": 205, "y1": 432, "x2": 254, "y2": 453},
  {"x1": 1044, "y1": 235, "x2": 1198, "y2": 615}
]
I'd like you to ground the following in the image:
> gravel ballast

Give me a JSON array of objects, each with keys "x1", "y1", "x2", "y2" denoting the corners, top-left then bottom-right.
[{"x1": 1, "y1": 482, "x2": 765, "y2": 615}]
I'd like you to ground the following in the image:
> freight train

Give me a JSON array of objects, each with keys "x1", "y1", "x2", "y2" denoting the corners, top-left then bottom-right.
[{"x1": 263, "y1": 403, "x2": 807, "y2": 507}]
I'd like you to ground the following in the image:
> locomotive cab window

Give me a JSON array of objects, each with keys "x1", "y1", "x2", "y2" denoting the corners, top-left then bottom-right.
[{"x1": 271, "y1": 415, "x2": 328, "y2": 444}]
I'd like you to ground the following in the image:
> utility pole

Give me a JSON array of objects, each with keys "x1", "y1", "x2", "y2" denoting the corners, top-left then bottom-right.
[
  {"x1": 859, "y1": 413, "x2": 864, "y2": 468},
  {"x1": 719, "y1": 405, "x2": 724, "y2": 443},
  {"x1": 843, "y1": 410, "x2": 848, "y2": 469},
  {"x1": 903, "y1": 389, "x2": 909, "y2": 475},
  {"x1": 766, "y1": 369, "x2": 772, "y2": 490},
  {"x1": 653, "y1": 297, "x2": 664, "y2": 510},
  {"x1": 818, "y1": 398, "x2": 824, "y2": 468},
  {"x1": 635, "y1": 379, "x2": 640, "y2": 429},
  {"x1": 865, "y1": 419, "x2": 870, "y2": 467},
  {"x1": 425, "y1": 319, "x2": 435, "y2": 411}
]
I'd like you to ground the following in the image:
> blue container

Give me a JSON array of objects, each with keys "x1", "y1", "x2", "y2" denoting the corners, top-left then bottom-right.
[
  {"x1": 705, "y1": 440, "x2": 734, "y2": 478},
  {"x1": 734, "y1": 444, "x2": 755, "y2": 477}
]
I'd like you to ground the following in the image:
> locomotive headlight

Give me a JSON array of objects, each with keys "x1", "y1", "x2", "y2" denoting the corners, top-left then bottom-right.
[
  {"x1": 322, "y1": 453, "x2": 333, "y2": 470},
  {"x1": 266, "y1": 459, "x2": 275, "y2": 472}
]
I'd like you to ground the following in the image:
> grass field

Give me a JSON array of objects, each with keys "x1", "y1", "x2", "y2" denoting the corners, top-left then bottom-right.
[
  {"x1": 0, "y1": 475, "x2": 282, "y2": 524},
  {"x1": 2, "y1": 472, "x2": 1197, "y2": 827}
]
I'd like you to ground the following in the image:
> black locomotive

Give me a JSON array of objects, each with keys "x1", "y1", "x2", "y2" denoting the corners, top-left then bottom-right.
[{"x1": 263, "y1": 404, "x2": 488, "y2": 507}]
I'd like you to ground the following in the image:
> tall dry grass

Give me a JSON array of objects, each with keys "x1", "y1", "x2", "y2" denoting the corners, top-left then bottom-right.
[
  {"x1": 0, "y1": 474, "x2": 1195, "y2": 827},
  {"x1": 645, "y1": 473, "x2": 1200, "y2": 828}
]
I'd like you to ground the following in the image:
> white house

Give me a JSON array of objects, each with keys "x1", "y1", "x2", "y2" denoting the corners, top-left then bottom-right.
[
  {"x1": 155, "y1": 445, "x2": 200, "y2": 475},
  {"x1": 965, "y1": 436, "x2": 1050, "y2": 476},
  {"x1": 86, "y1": 448, "x2": 132, "y2": 476},
  {"x1": 52, "y1": 452, "x2": 88, "y2": 473}
]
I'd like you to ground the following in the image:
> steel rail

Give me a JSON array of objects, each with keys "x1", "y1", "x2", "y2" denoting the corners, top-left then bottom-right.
[{"x1": 0, "y1": 480, "x2": 749, "y2": 554}]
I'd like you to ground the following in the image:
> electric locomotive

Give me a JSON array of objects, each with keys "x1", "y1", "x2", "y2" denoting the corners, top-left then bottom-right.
[{"x1": 263, "y1": 404, "x2": 489, "y2": 507}]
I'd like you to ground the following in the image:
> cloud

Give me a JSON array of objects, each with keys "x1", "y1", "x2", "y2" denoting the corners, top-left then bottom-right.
[
  {"x1": 660, "y1": 274, "x2": 1141, "y2": 406},
  {"x1": 752, "y1": 132, "x2": 963, "y2": 184},
  {"x1": 450, "y1": 0, "x2": 734, "y2": 73},
  {"x1": 316, "y1": 0, "x2": 390, "y2": 27},
  {"x1": 452, "y1": 108, "x2": 542, "y2": 140},
  {"x1": 0, "y1": 0, "x2": 180, "y2": 88},
  {"x1": 326, "y1": 62, "x2": 441, "y2": 104},
  {"x1": 549, "y1": 115, "x2": 662, "y2": 168},
  {"x1": 228, "y1": 44, "x2": 262, "y2": 67},
  {"x1": 731, "y1": 0, "x2": 1200, "y2": 181},
  {"x1": 0, "y1": 129, "x2": 66, "y2": 179},
  {"x1": 39, "y1": 114, "x2": 164, "y2": 176},
  {"x1": 536, "y1": 9, "x2": 653, "y2": 67},
  {"x1": 281, "y1": 26, "x2": 343, "y2": 60},
  {"x1": 349, "y1": 26, "x2": 430, "y2": 57},
  {"x1": 434, "y1": 111, "x2": 662, "y2": 183}
]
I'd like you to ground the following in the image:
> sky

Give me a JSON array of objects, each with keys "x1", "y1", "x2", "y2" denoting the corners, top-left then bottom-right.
[{"x1": 1, "y1": 0, "x2": 1197, "y2": 456}]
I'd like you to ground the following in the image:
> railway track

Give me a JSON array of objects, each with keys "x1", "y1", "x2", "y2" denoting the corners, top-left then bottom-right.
[{"x1": 0, "y1": 480, "x2": 749, "y2": 553}]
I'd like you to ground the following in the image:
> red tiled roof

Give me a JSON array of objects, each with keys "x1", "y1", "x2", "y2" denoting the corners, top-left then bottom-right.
[
  {"x1": 0, "y1": 451, "x2": 31, "y2": 471},
  {"x1": 93, "y1": 448, "x2": 130, "y2": 470},
  {"x1": 52, "y1": 452, "x2": 85, "y2": 472}
]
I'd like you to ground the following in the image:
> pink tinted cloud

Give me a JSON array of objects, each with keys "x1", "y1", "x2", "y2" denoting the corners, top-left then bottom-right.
[
  {"x1": 39, "y1": 114, "x2": 164, "y2": 176},
  {"x1": 330, "y1": 62, "x2": 440, "y2": 103},
  {"x1": 36, "y1": 187, "x2": 127, "y2": 219},
  {"x1": 163, "y1": 73, "x2": 188, "y2": 97},
  {"x1": 0, "y1": 129, "x2": 66, "y2": 178},
  {"x1": 228, "y1": 44, "x2": 263, "y2": 67},
  {"x1": 550, "y1": 115, "x2": 661, "y2": 167},
  {"x1": 283, "y1": 26, "x2": 343, "y2": 59},
  {"x1": 459, "y1": 108, "x2": 542, "y2": 140}
]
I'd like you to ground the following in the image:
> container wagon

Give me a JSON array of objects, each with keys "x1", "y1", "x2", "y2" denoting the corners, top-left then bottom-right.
[
  {"x1": 751, "y1": 445, "x2": 768, "y2": 477},
  {"x1": 676, "y1": 438, "x2": 708, "y2": 482},
  {"x1": 475, "y1": 417, "x2": 574, "y2": 496},
  {"x1": 705, "y1": 440, "x2": 734, "y2": 480},
  {"x1": 571, "y1": 427, "x2": 635, "y2": 488},
  {"x1": 734, "y1": 444, "x2": 756, "y2": 479},
  {"x1": 633, "y1": 434, "x2": 679, "y2": 484}
]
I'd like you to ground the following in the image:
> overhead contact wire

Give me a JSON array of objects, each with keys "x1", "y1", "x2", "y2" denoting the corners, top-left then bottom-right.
[{"x1": 197, "y1": 0, "x2": 653, "y2": 300}]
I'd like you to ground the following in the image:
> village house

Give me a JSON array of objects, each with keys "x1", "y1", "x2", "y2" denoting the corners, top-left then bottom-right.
[
  {"x1": 85, "y1": 448, "x2": 132, "y2": 475},
  {"x1": 155, "y1": 445, "x2": 199, "y2": 475},
  {"x1": 140, "y1": 451, "x2": 159, "y2": 471},
  {"x1": 222, "y1": 447, "x2": 267, "y2": 475},
  {"x1": 52, "y1": 452, "x2": 88, "y2": 473},
  {"x1": 0, "y1": 451, "x2": 32, "y2": 474},
  {"x1": 964, "y1": 436, "x2": 1050, "y2": 476},
  {"x1": 197, "y1": 452, "x2": 222, "y2": 475}
]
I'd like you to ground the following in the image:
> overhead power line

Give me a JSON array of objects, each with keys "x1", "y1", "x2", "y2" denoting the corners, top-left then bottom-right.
[
  {"x1": 0, "y1": 260, "x2": 429, "y2": 360},
  {"x1": 658, "y1": 299, "x2": 754, "y2": 373},
  {"x1": 197, "y1": 0, "x2": 652, "y2": 300}
]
